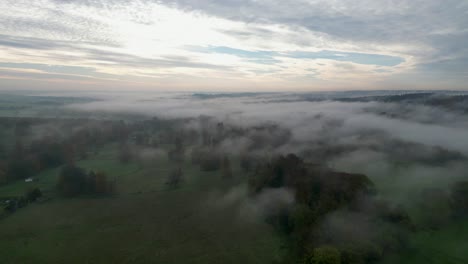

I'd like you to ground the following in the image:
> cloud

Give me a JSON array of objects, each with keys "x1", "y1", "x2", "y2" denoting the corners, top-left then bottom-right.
[
  {"x1": 0, "y1": 0, "x2": 467, "y2": 90},
  {"x1": 159, "y1": 0, "x2": 468, "y2": 80}
]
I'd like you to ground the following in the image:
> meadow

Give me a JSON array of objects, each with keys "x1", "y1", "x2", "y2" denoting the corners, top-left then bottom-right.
[{"x1": 0, "y1": 143, "x2": 283, "y2": 264}]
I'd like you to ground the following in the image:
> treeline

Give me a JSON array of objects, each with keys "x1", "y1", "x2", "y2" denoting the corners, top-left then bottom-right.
[
  {"x1": 2, "y1": 187, "x2": 42, "y2": 214},
  {"x1": 57, "y1": 165, "x2": 115, "y2": 197},
  {"x1": 0, "y1": 117, "x2": 129, "y2": 185},
  {"x1": 126, "y1": 116, "x2": 291, "y2": 152}
]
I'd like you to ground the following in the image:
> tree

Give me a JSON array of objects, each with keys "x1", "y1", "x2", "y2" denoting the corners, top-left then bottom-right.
[
  {"x1": 58, "y1": 166, "x2": 115, "y2": 197},
  {"x1": 306, "y1": 246, "x2": 341, "y2": 264},
  {"x1": 7, "y1": 158, "x2": 35, "y2": 180},
  {"x1": 197, "y1": 150, "x2": 221, "y2": 171},
  {"x1": 94, "y1": 171, "x2": 109, "y2": 194},
  {"x1": 221, "y1": 155, "x2": 232, "y2": 178},
  {"x1": 166, "y1": 167, "x2": 183, "y2": 188},
  {"x1": 57, "y1": 165, "x2": 87, "y2": 197},
  {"x1": 239, "y1": 154, "x2": 254, "y2": 172},
  {"x1": 86, "y1": 171, "x2": 97, "y2": 193},
  {"x1": 0, "y1": 160, "x2": 7, "y2": 184},
  {"x1": 451, "y1": 181, "x2": 468, "y2": 218},
  {"x1": 118, "y1": 144, "x2": 132, "y2": 163},
  {"x1": 25, "y1": 188, "x2": 42, "y2": 202}
]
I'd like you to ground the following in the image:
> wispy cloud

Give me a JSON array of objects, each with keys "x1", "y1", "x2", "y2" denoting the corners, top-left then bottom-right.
[{"x1": 0, "y1": 0, "x2": 466, "y2": 90}]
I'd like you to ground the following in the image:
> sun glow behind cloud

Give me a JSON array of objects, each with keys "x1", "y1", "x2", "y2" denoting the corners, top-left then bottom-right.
[{"x1": 0, "y1": 0, "x2": 466, "y2": 90}]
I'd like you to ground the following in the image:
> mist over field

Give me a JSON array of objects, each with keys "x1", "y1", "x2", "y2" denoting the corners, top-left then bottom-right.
[
  {"x1": 66, "y1": 91, "x2": 468, "y2": 195},
  {"x1": 1, "y1": 90, "x2": 468, "y2": 264}
]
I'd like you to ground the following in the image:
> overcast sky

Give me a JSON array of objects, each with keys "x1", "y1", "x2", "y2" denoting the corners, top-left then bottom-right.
[{"x1": 0, "y1": 0, "x2": 467, "y2": 91}]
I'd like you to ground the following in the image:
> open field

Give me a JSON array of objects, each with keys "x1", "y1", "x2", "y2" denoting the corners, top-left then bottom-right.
[{"x1": 0, "y1": 143, "x2": 283, "y2": 264}]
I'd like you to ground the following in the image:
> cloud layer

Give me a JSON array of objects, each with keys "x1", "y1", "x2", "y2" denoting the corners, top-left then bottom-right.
[{"x1": 0, "y1": 0, "x2": 467, "y2": 90}]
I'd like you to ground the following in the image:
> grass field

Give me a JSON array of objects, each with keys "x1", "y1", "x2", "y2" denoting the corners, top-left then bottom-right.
[
  {"x1": 382, "y1": 220, "x2": 468, "y2": 264},
  {"x1": 0, "y1": 144, "x2": 284, "y2": 264},
  {"x1": 335, "y1": 163, "x2": 468, "y2": 264}
]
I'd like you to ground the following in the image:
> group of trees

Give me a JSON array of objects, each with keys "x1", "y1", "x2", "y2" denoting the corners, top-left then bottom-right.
[
  {"x1": 450, "y1": 181, "x2": 468, "y2": 218},
  {"x1": 167, "y1": 136, "x2": 185, "y2": 163},
  {"x1": 190, "y1": 147, "x2": 233, "y2": 178},
  {"x1": 3, "y1": 187, "x2": 42, "y2": 213},
  {"x1": 166, "y1": 168, "x2": 184, "y2": 189},
  {"x1": 0, "y1": 117, "x2": 130, "y2": 185},
  {"x1": 249, "y1": 154, "x2": 413, "y2": 264},
  {"x1": 191, "y1": 147, "x2": 220, "y2": 171},
  {"x1": 57, "y1": 165, "x2": 115, "y2": 197}
]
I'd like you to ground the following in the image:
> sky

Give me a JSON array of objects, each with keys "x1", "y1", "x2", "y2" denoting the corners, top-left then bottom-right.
[{"x1": 0, "y1": 0, "x2": 467, "y2": 91}]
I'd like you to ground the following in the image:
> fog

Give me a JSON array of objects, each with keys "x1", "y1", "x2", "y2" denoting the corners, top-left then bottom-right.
[
  {"x1": 63, "y1": 91, "x2": 468, "y2": 210},
  {"x1": 2, "y1": 90, "x2": 467, "y2": 263}
]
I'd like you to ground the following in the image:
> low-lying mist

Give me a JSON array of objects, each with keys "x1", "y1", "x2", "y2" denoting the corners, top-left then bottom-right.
[
  {"x1": 2, "y1": 90, "x2": 466, "y2": 263},
  {"x1": 66, "y1": 91, "x2": 468, "y2": 206}
]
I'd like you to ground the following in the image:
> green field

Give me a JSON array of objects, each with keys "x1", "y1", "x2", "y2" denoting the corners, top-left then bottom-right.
[
  {"x1": 0, "y1": 144, "x2": 283, "y2": 264},
  {"x1": 382, "y1": 221, "x2": 468, "y2": 264},
  {"x1": 335, "y1": 163, "x2": 468, "y2": 264}
]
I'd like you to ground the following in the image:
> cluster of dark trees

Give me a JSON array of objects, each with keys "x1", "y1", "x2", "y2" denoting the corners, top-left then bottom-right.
[
  {"x1": 249, "y1": 154, "x2": 414, "y2": 264},
  {"x1": 57, "y1": 165, "x2": 115, "y2": 197},
  {"x1": 190, "y1": 147, "x2": 233, "y2": 178},
  {"x1": 247, "y1": 153, "x2": 468, "y2": 264},
  {"x1": 166, "y1": 168, "x2": 184, "y2": 189},
  {"x1": 2, "y1": 187, "x2": 42, "y2": 214},
  {"x1": 191, "y1": 148, "x2": 221, "y2": 171},
  {"x1": 0, "y1": 117, "x2": 129, "y2": 185},
  {"x1": 167, "y1": 136, "x2": 185, "y2": 163},
  {"x1": 451, "y1": 181, "x2": 468, "y2": 218}
]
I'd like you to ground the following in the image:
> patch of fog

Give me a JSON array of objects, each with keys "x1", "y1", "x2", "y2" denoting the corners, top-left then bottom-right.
[
  {"x1": 66, "y1": 93, "x2": 468, "y2": 154},
  {"x1": 206, "y1": 185, "x2": 295, "y2": 222},
  {"x1": 331, "y1": 149, "x2": 468, "y2": 205}
]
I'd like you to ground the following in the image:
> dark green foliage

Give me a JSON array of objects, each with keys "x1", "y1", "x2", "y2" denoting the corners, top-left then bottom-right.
[
  {"x1": 166, "y1": 168, "x2": 183, "y2": 188},
  {"x1": 168, "y1": 136, "x2": 185, "y2": 162},
  {"x1": 192, "y1": 149, "x2": 221, "y2": 171},
  {"x1": 249, "y1": 154, "x2": 304, "y2": 194},
  {"x1": 3, "y1": 198, "x2": 27, "y2": 213},
  {"x1": 305, "y1": 246, "x2": 341, "y2": 264},
  {"x1": 451, "y1": 181, "x2": 468, "y2": 218},
  {"x1": 118, "y1": 144, "x2": 133, "y2": 163},
  {"x1": 57, "y1": 165, "x2": 87, "y2": 197},
  {"x1": 239, "y1": 154, "x2": 253, "y2": 172},
  {"x1": 30, "y1": 141, "x2": 66, "y2": 168},
  {"x1": 57, "y1": 165, "x2": 114, "y2": 197},
  {"x1": 0, "y1": 117, "x2": 137, "y2": 185},
  {"x1": 6, "y1": 158, "x2": 36, "y2": 181},
  {"x1": 248, "y1": 154, "x2": 413, "y2": 264},
  {"x1": 221, "y1": 155, "x2": 232, "y2": 178},
  {"x1": 25, "y1": 188, "x2": 42, "y2": 202},
  {"x1": 0, "y1": 161, "x2": 6, "y2": 184}
]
